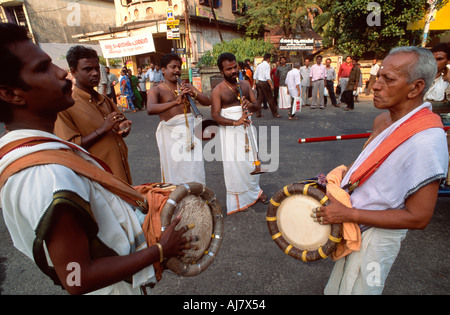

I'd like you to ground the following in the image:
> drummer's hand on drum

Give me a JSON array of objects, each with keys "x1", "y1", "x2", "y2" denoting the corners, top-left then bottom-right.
[
  {"x1": 312, "y1": 193, "x2": 353, "y2": 225},
  {"x1": 158, "y1": 216, "x2": 198, "y2": 259}
]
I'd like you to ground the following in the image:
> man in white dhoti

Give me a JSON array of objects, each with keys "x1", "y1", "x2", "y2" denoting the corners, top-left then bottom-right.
[
  {"x1": 312, "y1": 46, "x2": 448, "y2": 295},
  {"x1": 276, "y1": 56, "x2": 292, "y2": 110},
  {"x1": 211, "y1": 53, "x2": 269, "y2": 214},
  {"x1": 147, "y1": 54, "x2": 211, "y2": 185},
  {"x1": 0, "y1": 23, "x2": 191, "y2": 295},
  {"x1": 285, "y1": 62, "x2": 302, "y2": 120}
]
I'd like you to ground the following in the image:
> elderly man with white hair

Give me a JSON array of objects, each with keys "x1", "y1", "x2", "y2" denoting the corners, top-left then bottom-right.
[{"x1": 314, "y1": 46, "x2": 449, "y2": 295}]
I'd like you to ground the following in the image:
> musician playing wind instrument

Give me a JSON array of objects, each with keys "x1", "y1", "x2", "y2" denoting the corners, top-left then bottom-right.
[
  {"x1": 147, "y1": 54, "x2": 210, "y2": 185},
  {"x1": 211, "y1": 53, "x2": 269, "y2": 215}
]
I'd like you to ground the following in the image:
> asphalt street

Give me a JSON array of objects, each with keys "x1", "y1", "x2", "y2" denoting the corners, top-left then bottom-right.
[{"x1": 0, "y1": 95, "x2": 449, "y2": 295}]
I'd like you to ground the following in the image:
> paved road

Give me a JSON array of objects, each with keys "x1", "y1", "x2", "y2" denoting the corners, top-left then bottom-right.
[{"x1": 0, "y1": 96, "x2": 449, "y2": 295}]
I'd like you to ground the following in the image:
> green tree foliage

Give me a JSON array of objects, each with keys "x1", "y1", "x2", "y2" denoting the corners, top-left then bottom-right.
[
  {"x1": 317, "y1": 0, "x2": 448, "y2": 57},
  {"x1": 198, "y1": 38, "x2": 275, "y2": 67},
  {"x1": 237, "y1": 0, "x2": 323, "y2": 37}
]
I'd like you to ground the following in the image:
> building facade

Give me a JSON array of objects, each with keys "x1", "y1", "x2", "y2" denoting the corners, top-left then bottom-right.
[
  {"x1": 0, "y1": 0, "x2": 116, "y2": 69},
  {"x1": 73, "y1": 0, "x2": 244, "y2": 72}
]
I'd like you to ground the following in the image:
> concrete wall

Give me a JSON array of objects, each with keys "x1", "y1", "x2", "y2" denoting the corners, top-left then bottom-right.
[{"x1": 25, "y1": 0, "x2": 115, "y2": 44}]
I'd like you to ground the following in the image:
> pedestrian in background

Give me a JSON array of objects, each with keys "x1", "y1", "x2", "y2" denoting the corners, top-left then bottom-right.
[
  {"x1": 276, "y1": 56, "x2": 292, "y2": 110},
  {"x1": 309, "y1": 55, "x2": 327, "y2": 109},
  {"x1": 105, "y1": 66, "x2": 118, "y2": 104},
  {"x1": 137, "y1": 67, "x2": 148, "y2": 109},
  {"x1": 146, "y1": 63, "x2": 156, "y2": 89},
  {"x1": 365, "y1": 58, "x2": 380, "y2": 95},
  {"x1": 300, "y1": 58, "x2": 311, "y2": 107},
  {"x1": 337, "y1": 56, "x2": 353, "y2": 104},
  {"x1": 341, "y1": 58, "x2": 361, "y2": 111},
  {"x1": 324, "y1": 58, "x2": 338, "y2": 107},
  {"x1": 253, "y1": 53, "x2": 281, "y2": 118}
]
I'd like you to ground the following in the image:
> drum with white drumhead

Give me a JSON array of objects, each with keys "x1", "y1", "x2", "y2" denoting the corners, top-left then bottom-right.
[{"x1": 266, "y1": 181, "x2": 342, "y2": 261}]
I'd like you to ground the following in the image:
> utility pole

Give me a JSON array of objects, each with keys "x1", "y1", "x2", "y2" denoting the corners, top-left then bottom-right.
[{"x1": 421, "y1": 0, "x2": 439, "y2": 47}]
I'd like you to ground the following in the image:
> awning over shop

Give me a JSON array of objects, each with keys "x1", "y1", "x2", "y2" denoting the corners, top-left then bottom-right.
[
  {"x1": 99, "y1": 33, "x2": 155, "y2": 59},
  {"x1": 408, "y1": 3, "x2": 450, "y2": 31}
]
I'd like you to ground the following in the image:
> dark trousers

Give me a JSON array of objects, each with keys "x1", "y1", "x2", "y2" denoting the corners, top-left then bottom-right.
[
  {"x1": 324, "y1": 80, "x2": 337, "y2": 106},
  {"x1": 107, "y1": 89, "x2": 117, "y2": 104},
  {"x1": 273, "y1": 86, "x2": 279, "y2": 105},
  {"x1": 256, "y1": 81, "x2": 278, "y2": 116},
  {"x1": 341, "y1": 90, "x2": 354, "y2": 109},
  {"x1": 139, "y1": 91, "x2": 147, "y2": 108}
]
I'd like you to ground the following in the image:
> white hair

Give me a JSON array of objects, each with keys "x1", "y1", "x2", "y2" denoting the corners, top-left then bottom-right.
[{"x1": 388, "y1": 46, "x2": 437, "y2": 94}]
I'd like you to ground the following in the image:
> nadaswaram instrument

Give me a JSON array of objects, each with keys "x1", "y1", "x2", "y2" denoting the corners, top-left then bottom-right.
[
  {"x1": 236, "y1": 78, "x2": 267, "y2": 175},
  {"x1": 176, "y1": 77, "x2": 219, "y2": 141},
  {"x1": 266, "y1": 180, "x2": 342, "y2": 262}
]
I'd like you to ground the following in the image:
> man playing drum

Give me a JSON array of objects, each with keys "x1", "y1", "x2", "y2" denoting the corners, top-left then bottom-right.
[
  {"x1": 210, "y1": 53, "x2": 269, "y2": 215},
  {"x1": 147, "y1": 54, "x2": 210, "y2": 185},
  {"x1": 314, "y1": 46, "x2": 448, "y2": 294},
  {"x1": 0, "y1": 23, "x2": 195, "y2": 294}
]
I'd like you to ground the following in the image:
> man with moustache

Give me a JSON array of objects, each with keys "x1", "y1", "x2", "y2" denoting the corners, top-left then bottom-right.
[
  {"x1": 0, "y1": 23, "x2": 190, "y2": 295},
  {"x1": 147, "y1": 53, "x2": 210, "y2": 185},
  {"x1": 54, "y1": 46, "x2": 133, "y2": 184},
  {"x1": 313, "y1": 47, "x2": 448, "y2": 294},
  {"x1": 211, "y1": 53, "x2": 268, "y2": 215}
]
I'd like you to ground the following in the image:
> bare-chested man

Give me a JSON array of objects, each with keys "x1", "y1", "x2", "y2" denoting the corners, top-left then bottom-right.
[
  {"x1": 211, "y1": 53, "x2": 268, "y2": 215},
  {"x1": 147, "y1": 54, "x2": 210, "y2": 185}
]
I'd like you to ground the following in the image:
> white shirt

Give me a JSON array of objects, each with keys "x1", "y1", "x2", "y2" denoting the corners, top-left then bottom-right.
[
  {"x1": 0, "y1": 130, "x2": 156, "y2": 295},
  {"x1": 342, "y1": 103, "x2": 448, "y2": 210},
  {"x1": 424, "y1": 74, "x2": 450, "y2": 102},
  {"x1": 370, "y1": 63, "x2": 380, "y2": 76},
  {"x1": 300, "y1": 66, "x2": 311, "y2": 86},
  {"x1": 254, "y1": 61, "x2": 271, "y2": 82},
  {"x1": 145, "y1": 68, "x2": 156, "y2": 82},
  {"x1": 285, "y1": 68, "x2": 301, "y2": 91}
]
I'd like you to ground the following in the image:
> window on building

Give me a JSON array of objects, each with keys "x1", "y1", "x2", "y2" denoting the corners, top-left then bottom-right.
[
  {"x1": 199, "y1": 0, "x2": 221, "y2": 9},
  {"x1": 2, "y1": 5, "x2": 28, "y2": 27},
  {"x1": 231, "y1": 0, "x2": 246, "y2": 15}
]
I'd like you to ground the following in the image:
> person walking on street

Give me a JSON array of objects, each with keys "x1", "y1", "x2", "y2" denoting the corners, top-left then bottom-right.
[
  {"x1": 253, "y1": 53, "x2": 281, "y2": 118},
  {"x1": 276, "y1": 56, "x2": 292, "y2": 110},
  {"x1": 285, "y1": 61, "x2": 302, "y2": 120},
  {"x1": 365, "y1": 58, "x2": 380, "y2": 95}
]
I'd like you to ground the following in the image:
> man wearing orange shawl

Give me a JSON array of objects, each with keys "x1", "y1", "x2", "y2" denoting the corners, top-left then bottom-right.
[{"x1": 314, "y1": 47, "x2": 448, "y2": 295}]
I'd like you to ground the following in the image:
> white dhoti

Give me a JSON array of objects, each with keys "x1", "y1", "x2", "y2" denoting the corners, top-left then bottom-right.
[
  {"x1": 155, "y1": 113, "x2": 205, "y2": 185},
  {"x1": 220, "y1": 107, "x2": 262, "y2": 214},
  {"x1": 288, "y1": 88, "x2": 302, "y2": 116},
  {"x1": 278, "y1": 86, "x2": 291, "y2": 109},
  {"x1": 324, "y1": 227, "x2": 407, "y2": 295}
]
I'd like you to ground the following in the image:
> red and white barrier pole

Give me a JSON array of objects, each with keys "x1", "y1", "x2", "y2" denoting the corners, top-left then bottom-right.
[{"x1": 298, "y1": 126, "x2": 450, "y2": 144}]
